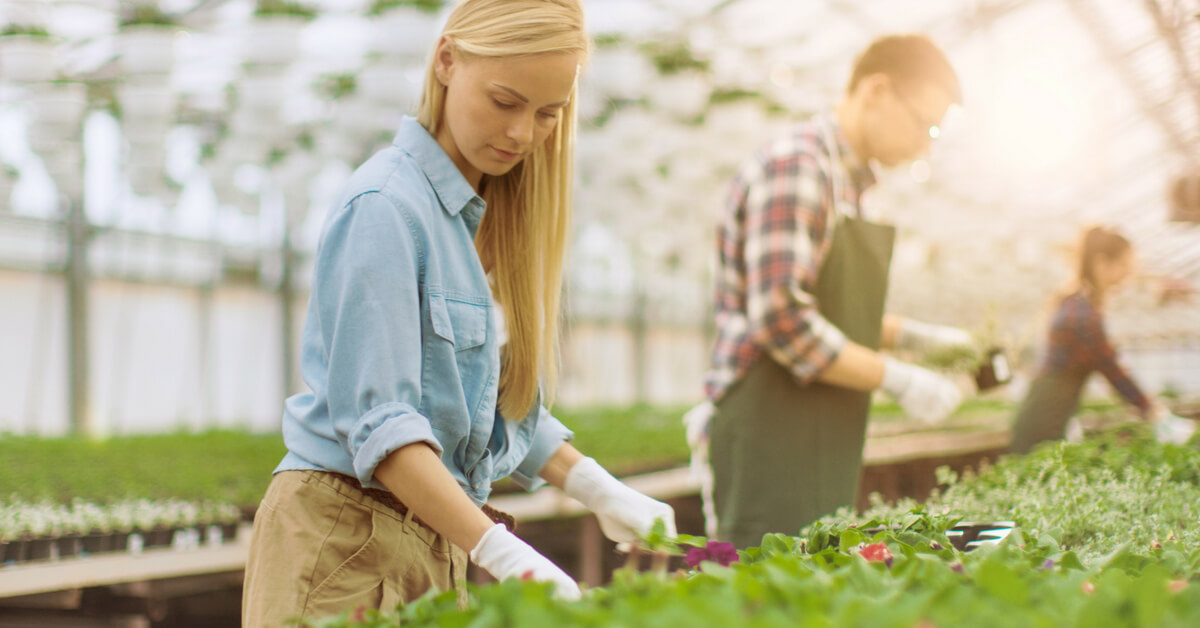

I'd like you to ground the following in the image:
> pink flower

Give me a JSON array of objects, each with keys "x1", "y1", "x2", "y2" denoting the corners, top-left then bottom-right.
[
  {"x1": 685, "y1": 541, "x2": 740, "y2": 569},
  {"x1": 858, "y1": 543, "x2": 893, "y2": 568}
]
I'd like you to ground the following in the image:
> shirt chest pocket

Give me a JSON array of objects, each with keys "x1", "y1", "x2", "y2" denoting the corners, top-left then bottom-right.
[{"x1": 429, "y1": 293, "x2": 488, "y2": 351}]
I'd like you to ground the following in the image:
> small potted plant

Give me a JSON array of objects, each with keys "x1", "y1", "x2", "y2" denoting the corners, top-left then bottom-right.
[
  {"x1": 26, "y1": 80, "x2": 90, "y2": 197},
  {"x1": 245, "y1": 0, "x2": 319, "y2": 67},
  {"x1": 74, "y1": 499, "x2": 116, "y2": 554},
  {"x1": 15, "y1": 501, "x2": 60, "y2": 562},
  {"x1": 367, "y1": 0, "x2": 443, "y2": 59},
  {"x1": 0, "y1": 23, "x2": 58, "y2": 83},
  {"x1": 118, "y1": 3, "x2": 180, "y2": 76},
  {"x1": 0, "y1": 504, "x2": 17, "y2": 563}
]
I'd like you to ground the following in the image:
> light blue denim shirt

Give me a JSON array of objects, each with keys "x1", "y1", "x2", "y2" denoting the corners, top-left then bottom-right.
[{"x1": 275, "y1": 116, "x2": 574, "y2": 505}]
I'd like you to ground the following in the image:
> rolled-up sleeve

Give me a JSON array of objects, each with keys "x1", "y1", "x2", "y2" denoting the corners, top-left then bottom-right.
[
  {"x1": 1077, "y1": 309, "x2": 1151, "y2": 412},
  {"x1": 742, "y1": 155, "x2": 848, "y2": 384},
  {"x1": 510, "y1": 405, "x2": 574, "y2": 491},
  {"x1": 315, "y1": 192, "x2": 444, "y2": 486}
]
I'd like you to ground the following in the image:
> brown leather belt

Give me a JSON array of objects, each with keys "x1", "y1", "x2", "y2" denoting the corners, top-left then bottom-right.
[{"x1": 333, "y1": 473, "x2": 516, "y2": 534}]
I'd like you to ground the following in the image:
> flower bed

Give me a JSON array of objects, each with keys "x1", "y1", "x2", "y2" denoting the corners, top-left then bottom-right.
[{"x1": 310, "y1": 423, "x2": 1200, "y2": 627}]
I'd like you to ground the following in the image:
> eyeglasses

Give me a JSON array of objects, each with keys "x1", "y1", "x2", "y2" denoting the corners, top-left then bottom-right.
[{"x1": 893, "y1": 89, "x2": 941, "y2": 141}]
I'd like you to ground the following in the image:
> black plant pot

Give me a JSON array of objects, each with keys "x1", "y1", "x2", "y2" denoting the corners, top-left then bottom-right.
[
  {"x1": 80, "y1": 532, "x2": 113, "y2": 554},
  {"x1": 56, "y1": 535, "x2": 82, "y2": 559},
  {"x1": 974, "y1": 347, "x2": 1012, "y2": 392},
  {"x1": 4, "y1": 539, "x2": 26, "y2": 563},
  {"x1": 25, "y1": 537, "x2": 55, "y2": 562},
  {"x1": 142, "y1": 527, "x2": 174, "y2": 548}
]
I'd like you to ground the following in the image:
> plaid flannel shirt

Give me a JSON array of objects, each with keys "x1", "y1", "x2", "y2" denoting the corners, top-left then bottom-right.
[
  {"x1": 1041, "y1": 292, "x2": 1151, "y2": 411},
  {"x1": 705, "y1": 114, "x2": 876, "y2": 402}
]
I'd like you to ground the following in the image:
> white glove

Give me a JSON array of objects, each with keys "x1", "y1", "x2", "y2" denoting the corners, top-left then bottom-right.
[
  {"x1": 880, "y1": 357, "x2": 962, "y2": 424},
  {"x1": 1154, "y1": 413, "x2": 1196, "y2": 445},
  {"x1": 682, "y1": 400, "x2": 714, "y2": 452},
  {"x1": 1064, "y1": 416, "x2": 1084, "y2": 443},
  {"x1": 564, "y1": 457, "x2": 677, "y2": 548},
  {"x1": 469, "y1": 523, "x2": 581, "y2": 600},
  {"x1": 895, "y1": 319, "x2": 974, "y2": 354}
]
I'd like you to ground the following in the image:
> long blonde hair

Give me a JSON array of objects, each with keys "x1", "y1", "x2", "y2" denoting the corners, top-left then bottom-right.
[{"x1": 417, "y1": 0, "x2": 589, "y2": 420}]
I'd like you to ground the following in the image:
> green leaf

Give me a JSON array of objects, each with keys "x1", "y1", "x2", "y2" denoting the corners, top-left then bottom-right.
[
  {"x1": 760, "y1": 533, "x2": 794, "y2": 558},
  {"x1": 838, "y1": 528, "x2": 865, "y2": 549},
  {"x1": 975, "y1": 560, "x2": 1029, "y2": 605}
]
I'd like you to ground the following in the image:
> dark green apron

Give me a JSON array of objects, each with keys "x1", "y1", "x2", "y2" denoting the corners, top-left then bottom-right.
[
  {"x1": 711, "y1": 215, "x2": 895, "y2": 549},
  {"x1": 1008, "y1": 370, "x2": 1088, "y2": 454}
]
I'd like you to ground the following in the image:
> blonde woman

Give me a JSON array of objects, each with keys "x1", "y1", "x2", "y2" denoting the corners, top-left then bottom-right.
[{"x1": 242, "y1": 1, "x2": 676, "y2": 622}]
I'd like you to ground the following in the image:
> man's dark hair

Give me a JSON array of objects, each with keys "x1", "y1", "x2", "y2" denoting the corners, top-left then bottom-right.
[{"x1": 847, "y1": 34, "x2": 962, "y2": 104}]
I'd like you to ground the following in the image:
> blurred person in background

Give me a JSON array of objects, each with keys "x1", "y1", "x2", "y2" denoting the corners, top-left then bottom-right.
[
  {"x1": 1009, "y1": 225, "x2": 1195, "y2": 454},
  {"x1": 243, "y1": 1, "x2": 675, "y2": 623},
  {"x1": 697, "y1": 34, "x2": 975, "y2": 550}
]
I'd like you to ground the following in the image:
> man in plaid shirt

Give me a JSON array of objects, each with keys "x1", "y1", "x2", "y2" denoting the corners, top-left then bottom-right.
[{"x1": 697, "y1": 35, "x2": 978, "y2": 548}]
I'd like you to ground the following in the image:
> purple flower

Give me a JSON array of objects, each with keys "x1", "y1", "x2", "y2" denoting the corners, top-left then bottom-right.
[
  {"x1": 685, "y1": 541, "x2": 740, "y2": 569},
  {"x1": 1039, "y1": 558, "x2": 1055, "y2": 571}
]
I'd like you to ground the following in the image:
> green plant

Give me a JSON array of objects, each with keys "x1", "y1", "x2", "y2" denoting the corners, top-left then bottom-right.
[
  {"x1": 1, "y1": 24, "x2": 51, "y2": 37},
  {"x1": 308, "y1": 505, "x2": 1200, "y2": 627},
  {"x1": 592, "y1": 33, "x2": 625, "y2": 48},
  {"x1": 708, "y1": 87, "x2": 788, "y2": 115},
  {"x1": 119, "y1": 5, "x2": 178, "y2": 27},
  {"x1": 366, "y1": 0, "x2": 442, "y2": 15},
  {"x1": 0, "y1": 430, "x2": 286, "y2": 507},
  {"x1": 254, "y1": 0, "x2": 319, "y2": 19},
  {"x1": 920, "y1": 342, "x2": 983, "y2": 372},
  {"x1": 640, "y1": 41, "x2": 709, "y2": 76},
  {"x1": 850, "y1": 422, "x2": 1200, "y2": 564},
  {"x1": 313, "y1": 73, "x2": 357, "y2": 101}
]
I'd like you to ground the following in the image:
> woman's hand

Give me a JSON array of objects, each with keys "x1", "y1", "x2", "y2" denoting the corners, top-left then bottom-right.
[
  {"x1": 470, "y1": 523, "x2": 581, "y2": 600},
  {"x1": 564, "y1": 457, "x2": 677, "y2": 548}
]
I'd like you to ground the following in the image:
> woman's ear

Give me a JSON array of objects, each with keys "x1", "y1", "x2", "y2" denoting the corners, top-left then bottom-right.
[{"x1": 434, "y1": 35, "x2": 456, "y2": 86}]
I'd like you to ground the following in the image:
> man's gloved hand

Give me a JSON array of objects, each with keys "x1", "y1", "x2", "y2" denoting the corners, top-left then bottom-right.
[
  {"x1": 895, "y1": 319, "x2": 974, "y2": 355},
  {"x1": 880, "y1": 357, "x2": 963, "y2": 424},
  {"x1": 1154, "y1": 413, "x2": 1196, "y2": 445},
  {"x1": 682, "y1": 401, "x2": 714, "y2": 452},
  {"x1": 1064, "y1": 416, "x2": 1085, "y2": 443},
  {"x1": 469, "y1": 523, "x2": 581, "y2": 600},
  {"x1": 564, "y1": 457, "x2": 677, "y2": 549}
]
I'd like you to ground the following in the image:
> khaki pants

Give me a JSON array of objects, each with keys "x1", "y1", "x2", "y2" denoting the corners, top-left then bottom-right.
[{"x1": 242, "y1": 470, "x2": 469, "y2": 627}]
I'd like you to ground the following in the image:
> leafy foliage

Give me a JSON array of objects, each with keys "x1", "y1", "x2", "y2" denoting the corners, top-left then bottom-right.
[
  {"x1": 1, "y1": 24, "x2": 51, "y2": 37},
  {"x1": 254, "y1": 0, "x2": 319, "y2": 19},
  {"x1": 119, "y1": 5, "x2": 178, "y2": 27},
  {"x1": 553, "y1": 403, "x2": 692, "y2": 476},
  {"x1": 639, "y1": 41, "x2": 709, "y2": 75},
  {"x1": 310, "y1": 424, "x2": 1200, "y2": 627},
  {"x1": 313, "y1": 73, "x2": 357, "y2": 101},
  {"x1": 846, "y1": 422, "x2": 1200, "y2": 564},
  {"x1": 312, "y1": 506, "x2": 1200, "y2": 627},
  {"x1": 366, "y1": 0, "x2": 443, "y2": 15},
  {"x1": 0, "y1": 430, "x2": 286, "y2": 506}
]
